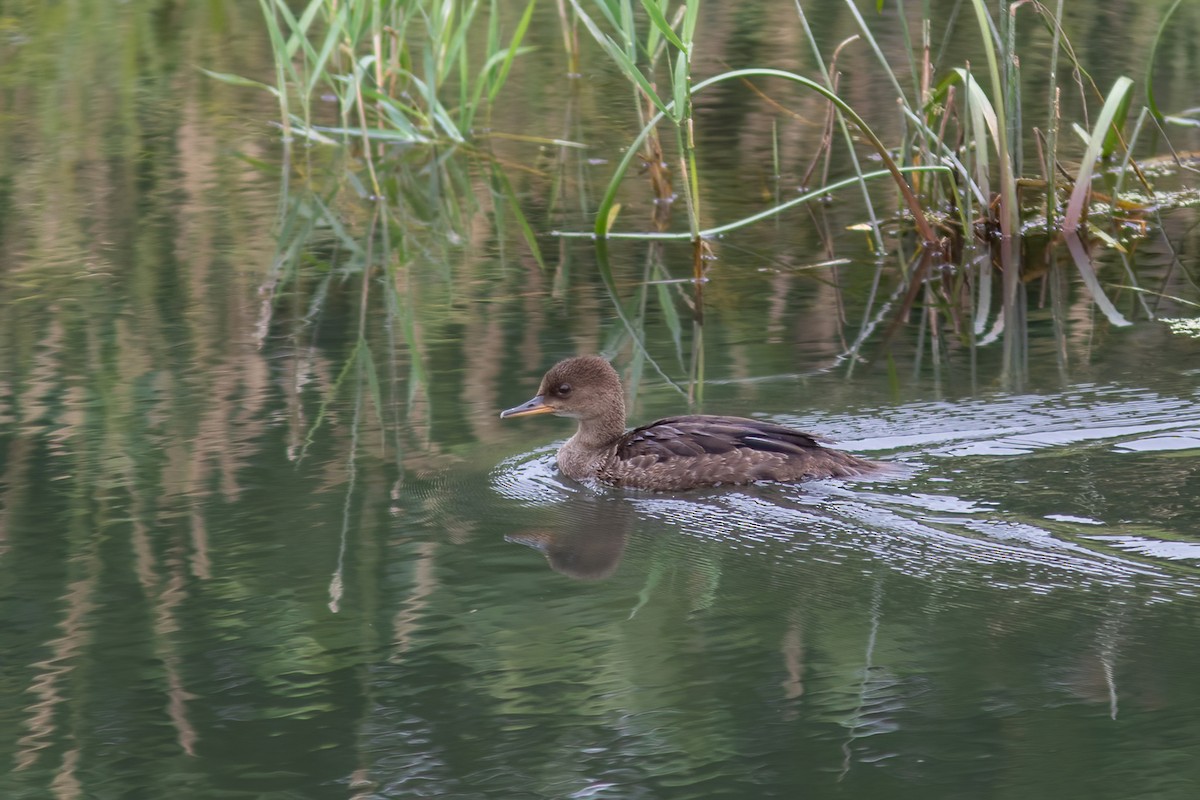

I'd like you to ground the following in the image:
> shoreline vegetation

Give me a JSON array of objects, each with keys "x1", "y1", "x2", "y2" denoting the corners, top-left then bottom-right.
[{"x1": 207, "y1": 0, "x2": 1200, "y2": 414}]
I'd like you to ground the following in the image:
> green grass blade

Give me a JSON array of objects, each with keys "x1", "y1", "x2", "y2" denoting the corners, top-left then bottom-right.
[
  {"x1": 570, "y1": 0, "x2": 667, "y2": 115},
  {"x1": 305, "y1": 124, "x2": 429, "y2": 143},
  {"x1": 937, "y1": 68, "x2": 997, "y2": 205},
  {"x1": 269, "y1": 0, "x2": 310, "y2": 63},
  {"x1": 617, "y1": 0, "x2": 637, "y2": 59},
  {"x1": 488, "y1": 0, "x2": 537, "y2": 102},
  {"x1": 410, "y1": 59, "x2": 465, "y2": 142},
  {"x1": 969, "y1": 0, "x2": 1018, "y2": 239},
  {"x1": 671, "y1": 49, "x2": 688, "y2": 118},
  {"x1": 358, "y1": 86, "x2": 429, "y2": 140},
  {"x1": 563, "y1": 165, "x2": 949, "y2": 240},
  {"x1": 642, "y1": 0, "x2": 662, "y2": 60},
  {"x1": 1100, "y1": 84, "x2": 1133, "y2": 159},
  {"x1": 1063, "y1": 76, "x2": 1134, "y2": 234},
  {"x1": 304, "y1": 5, "x2": 347, "y2": 97},
  {"x1": 946, "y1": 69, "x2": 999, "y2": 146},
  {"x1": 681, "y1": 0, "x2": 699, "y2": 43},
  {"x1": 589, "y1": 0, "x2": 624, "y2": 35},
  {"x1": 200, "y1": 68, "x2": 280, "y2": 96},
  {"x1": 260, "y1": 0, "x2": 294, "y2": 138},
  {"x1": 640, "y1": 0, "x2": 685, "y2": 52},
  {"x1": 588, "y1": 68, "x2": 940, "y2": 241}
]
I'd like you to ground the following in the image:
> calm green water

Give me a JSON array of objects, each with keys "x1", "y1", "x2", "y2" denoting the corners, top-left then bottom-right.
[{"x1": 3, "y1": 2, "x2": 1200, "y2": 799}]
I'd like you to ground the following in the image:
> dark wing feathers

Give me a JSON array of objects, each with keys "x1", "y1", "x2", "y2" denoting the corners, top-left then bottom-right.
[
  {"x1": 617, "y1": 415, "x2": 829, "y2": 463},
  {"x1": 739, "y1": 435, "x2": 808, "y2": 455}
]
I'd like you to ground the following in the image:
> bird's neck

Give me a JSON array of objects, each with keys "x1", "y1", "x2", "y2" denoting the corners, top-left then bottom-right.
[{"x1": 570, "y1": 403, "x2": 626, "y2": 450}]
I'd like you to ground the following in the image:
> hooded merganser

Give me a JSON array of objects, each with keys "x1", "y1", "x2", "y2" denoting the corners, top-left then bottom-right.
[{"x1": 500, "y1": 356, "x2": 878, "y2": 490}]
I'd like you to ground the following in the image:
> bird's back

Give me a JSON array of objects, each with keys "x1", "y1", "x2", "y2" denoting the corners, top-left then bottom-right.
[{"x1": 600, "y1": 415, "x2": 876, "y2": 490}]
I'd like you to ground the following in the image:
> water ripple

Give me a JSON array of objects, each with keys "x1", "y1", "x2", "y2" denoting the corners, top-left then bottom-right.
[{"x1": 491, "y1": 381, "x2": 1200, "y2": 596}]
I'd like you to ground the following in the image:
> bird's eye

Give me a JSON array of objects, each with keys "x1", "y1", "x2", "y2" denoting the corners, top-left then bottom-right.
[{"x1": 556, "y1": 383, "x2": 572, "y2": 396}]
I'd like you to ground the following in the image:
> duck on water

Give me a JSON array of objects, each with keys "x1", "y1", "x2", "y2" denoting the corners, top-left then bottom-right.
[{"x1": 500, "y1": 356, "x2": 879, "y2": 491}]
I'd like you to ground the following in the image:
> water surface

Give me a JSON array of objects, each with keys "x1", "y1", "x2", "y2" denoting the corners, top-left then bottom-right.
[{"x1": 2, "y1": 2, "x2": 1200, "y2": 798}]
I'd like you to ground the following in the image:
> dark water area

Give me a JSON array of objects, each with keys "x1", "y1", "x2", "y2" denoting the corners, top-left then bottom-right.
[{"x1": 2, "y1": 1, "x2": 1200, "y2": 798}]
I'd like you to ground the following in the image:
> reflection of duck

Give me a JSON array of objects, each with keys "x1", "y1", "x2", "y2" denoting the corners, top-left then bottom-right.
[
  {"x1": 500, "y1": 356, "x2": 878, "y2": 491},
  {"x1": 507, "y1": 495, "x2": 632, "y2": 581},
  {"x1": 508, "y1": 527, "x2": 628, "y2": 580}
]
